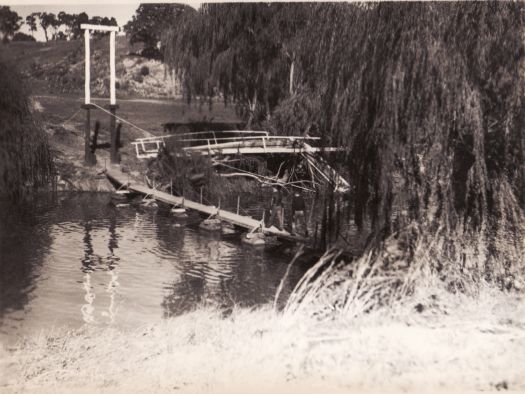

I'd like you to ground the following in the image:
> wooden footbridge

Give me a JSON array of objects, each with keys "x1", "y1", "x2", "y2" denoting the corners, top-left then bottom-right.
[
  {"x1": 130, "y1": 131, "x2": 343, "y2": 159},
  {"x1": 128, "y1": 130, "x2": 350, "y2": 193},
  {"x1": 105, "y1": 166, "x2": 308, "y2": 243}
]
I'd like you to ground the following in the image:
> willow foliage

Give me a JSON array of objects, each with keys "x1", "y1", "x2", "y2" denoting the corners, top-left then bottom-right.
[
  {"x1": 0, "y1": 58, "x2": 53, "y2": 198},
  {"x1": 163, "y1": 3, "x2": 524, "y2": 273},
  {"x1": 297, "y1": 3, "x2": 525, "y2": 242},
  {"x1": 163, "y1": 3, "x2": 310, "y2": 126}
]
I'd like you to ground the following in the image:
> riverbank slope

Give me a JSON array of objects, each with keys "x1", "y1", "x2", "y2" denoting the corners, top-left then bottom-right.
[
  {"x1": 1, "y1": 284, "x2": 523, "y2": 393},
  {"x1": 33, "y1": 94, "x2": 239, "y2": 191}
]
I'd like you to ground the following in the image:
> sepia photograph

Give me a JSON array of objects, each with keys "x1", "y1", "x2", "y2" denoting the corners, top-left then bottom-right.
[{"x1": 1, "y1": 1, "x2": 524, "y2": 393}]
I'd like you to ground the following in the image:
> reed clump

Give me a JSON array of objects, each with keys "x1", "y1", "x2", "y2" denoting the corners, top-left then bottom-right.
[{"x1": 0, "y1": 58, "x2": 54, "y2": 199}]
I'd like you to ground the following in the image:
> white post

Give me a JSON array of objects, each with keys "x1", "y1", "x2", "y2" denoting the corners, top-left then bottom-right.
[
  {"x1": 110, "y1": 31, "x2": 116, "y2": 105},
  {"x1": 84, "y1": 29, "x2": 90, "y2": 105}
]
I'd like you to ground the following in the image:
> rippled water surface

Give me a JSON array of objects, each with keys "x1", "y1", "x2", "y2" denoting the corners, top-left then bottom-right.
[{"x1": 0, "y1": 193, "x2": 305, "y2": 344}]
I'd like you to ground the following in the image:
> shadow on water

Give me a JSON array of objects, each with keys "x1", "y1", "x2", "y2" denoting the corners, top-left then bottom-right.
[
  {"x1": 0, "y1": 195, "x2": 54, "y2": 321},
  {"x1": 0, "y1": 192, "x2": 307, "y2": 341},
  {"x1": 154, "y1": 207, "x2": 302, "y2": 317}
]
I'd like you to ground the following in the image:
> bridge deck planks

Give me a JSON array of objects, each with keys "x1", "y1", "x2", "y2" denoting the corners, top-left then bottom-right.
[{"x1": 105, "y1": 166, "x2": 307, "y2": 243}]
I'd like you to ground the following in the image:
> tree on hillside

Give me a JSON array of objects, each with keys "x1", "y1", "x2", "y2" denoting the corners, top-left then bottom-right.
[
  {"x1": 50, "y1": 14, "x2": 61, "y2": 40},
  {"x1": 57, "y1": 11, "x2": 75, "y2": 39},
  {"x1": 70, "y1": 12, "x2": 89, "y2": 40},
  {"x1": 0, "y1": 6, "x2": 22, "y2": 43},
  {"x1": 89, "y1": 16, "x2": 117, "y2": 37},
  {"x1": 25, "y1": 14, "x2": 38, "y2": 38},
  {"x1": 125, "y1": 3, "x2": 192, "y2": 59},
  {"x1": 36, "y1": 12, "x2": 57, "y2": 42},
  {"x1": 12, "y1": 32, "x2": 36, "y2": 42}
]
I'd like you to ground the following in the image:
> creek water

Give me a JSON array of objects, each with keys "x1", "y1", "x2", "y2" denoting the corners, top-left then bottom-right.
[{"x1": 0, "y1": 193, "x2": 305, "y2": 344}]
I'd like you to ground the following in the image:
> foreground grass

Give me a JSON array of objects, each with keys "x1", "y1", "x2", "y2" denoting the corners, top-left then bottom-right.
[{"x1": 1, "y1": 282, "x2": 524, "y2": 394}]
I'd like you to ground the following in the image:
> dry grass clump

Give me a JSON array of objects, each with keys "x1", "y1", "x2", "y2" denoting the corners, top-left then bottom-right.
[{"x1": 285, "y1": 220, "x2": 525, "y2": 320}]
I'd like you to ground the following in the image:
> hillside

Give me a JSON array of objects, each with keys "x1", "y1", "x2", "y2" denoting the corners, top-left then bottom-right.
[{"x1": 0, "y1": 36, "x2": 180, "y2": 99}]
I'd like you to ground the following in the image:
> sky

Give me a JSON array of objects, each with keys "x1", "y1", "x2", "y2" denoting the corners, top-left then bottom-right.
[{"x1": 5, "y1": 1, "x2": 202, "y2": 41}]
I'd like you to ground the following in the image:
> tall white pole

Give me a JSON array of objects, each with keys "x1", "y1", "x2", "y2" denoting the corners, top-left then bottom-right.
[
  {"x1": 109, "y1": 31, "x2": 116, "y2": 105},
  {"x1": 84, "y1": 29, "x2": 90, "y2": 105}
]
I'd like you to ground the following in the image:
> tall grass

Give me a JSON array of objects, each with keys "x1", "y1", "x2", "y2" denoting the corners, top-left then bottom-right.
[
  {"x1": 285, "y1": 219, "x2": 525, "y2": 320},
  {"x1": 0, "y1": 58, "x2": 53, "y2": 199}
]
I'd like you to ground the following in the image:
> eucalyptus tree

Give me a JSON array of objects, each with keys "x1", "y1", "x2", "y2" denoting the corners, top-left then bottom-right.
[
  {"x1": 36, "y1": 12, "x2": 57, "y2": 42},
  {"x1": 58, "y1": 11, "x2": 75, "y2": 39},
  {"x1": 125, "y1": 3, "x2": 191, "y2": 59},
  {"x1": 0, "y1": 6, "x2": 22, "y2": 43},
  {"x1": 25, "y1": 13, "x2": 38, "y2": 38},
  {"x1": 70, "y1": 13, "x2": 89, "y2": 40},
  {"x1": 50, "y1": 14, "x2": 61, "y2": 40}
]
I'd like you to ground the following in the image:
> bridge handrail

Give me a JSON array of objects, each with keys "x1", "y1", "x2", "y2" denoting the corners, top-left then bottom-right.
[
  {"x1": 136, "y1": 130, "x2": 269, "y2": 142},
  {"x1": 131, "y1": 135, "x2": 321, "y2": 145}
]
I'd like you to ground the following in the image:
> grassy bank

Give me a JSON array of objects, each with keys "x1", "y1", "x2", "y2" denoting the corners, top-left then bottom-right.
[
  {"x1": 32, "y1": 93, "x2": 239, "y2": 191},
  {"x1": 1, "y1": 38, "x2": 179, "y2": 99},
  {"x1": 1, "y1": 281, "x2": 524, "y2": 394}
]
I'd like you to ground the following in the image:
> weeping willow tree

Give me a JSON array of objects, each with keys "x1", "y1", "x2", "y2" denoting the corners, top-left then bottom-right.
[
  {"x1": 163, "y1": 3, "x2": 310, "y2": 128},
  {"x1": 0, "y1": 58, "x2": 54, "y2": 199},
  {"x1": 295, "y1": 2, "x2": 525, "y2": 283},
  {"x1": 163, "y1": 2, "x2": 524, "y2": 282}
]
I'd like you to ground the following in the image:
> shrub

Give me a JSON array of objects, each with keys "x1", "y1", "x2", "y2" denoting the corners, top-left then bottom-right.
[
  {"x1": 140, "y1": 65, "x2": 150, "y2": 76},
  {"x1": 12, "y1": 32, "x2": 36, "y2": 42},
  {"x1": 140, "y1": 46, "x2": 162, "y2": 60}
]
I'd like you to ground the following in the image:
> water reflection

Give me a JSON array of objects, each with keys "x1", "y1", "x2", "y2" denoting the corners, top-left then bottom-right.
[
  {"x1": 79, "y1": 213, "x2": 122, "y2": 325},
  {"x1": 105, "y1": 213, "x2": 119, "y2": 324},
  {"x1": 0, "y1": 196, "x2": 53, "y2": 325},
  {"x1": 0, "y1": 193, "x2": 305, "y2": 343}
]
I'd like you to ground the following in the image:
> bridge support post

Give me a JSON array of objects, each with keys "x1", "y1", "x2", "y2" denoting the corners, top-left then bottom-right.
[
  {"x1": 109, "y1": 105, "x2": 119, "y2": 164},
  {"x1": 81, "y1": 23, "x2": 119, "y2": 166},
  {"x1": 82, "y1": 104, "x2": 96, "y2": 166}
]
